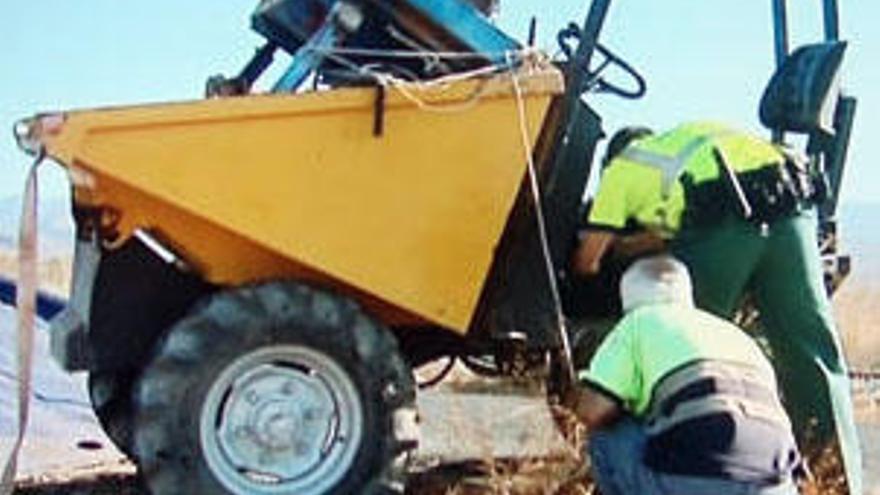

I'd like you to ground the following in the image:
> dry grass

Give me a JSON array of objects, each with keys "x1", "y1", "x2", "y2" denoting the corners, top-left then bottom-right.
[
  {"x1": 802, "y1": 445, "x2": 849, "y2": 495},
  {"x1": 14, "y1": 461, "x2": 139, "y2": 495},
  {"x1": 408, "y1": 459, "x2": 592, "y2": 495},
  {"x1": 406, "y1": 401, "x2": 594, "y2": 495}
]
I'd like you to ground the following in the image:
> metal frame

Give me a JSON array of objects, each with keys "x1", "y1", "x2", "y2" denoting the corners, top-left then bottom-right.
[
  {"x1": 823, "y1": 0, "x2": 840, "y2": 41},
  {"x1": 404, "y1": 0, "x2": 520, "y2": 63},
  {"x1": 771, "y1": 0, "x2": 790, "y2": 69},
  {"x1": 771, "y1": 0, "x2": 841, "y2": 66},
  {"x1": 269, "y1": 0, "x2": 521, "y2": 92}
]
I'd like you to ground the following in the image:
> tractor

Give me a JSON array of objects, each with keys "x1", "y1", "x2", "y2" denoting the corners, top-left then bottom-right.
[{"x1": 10, "y1": 0, "x2": 855, "y2": 493}]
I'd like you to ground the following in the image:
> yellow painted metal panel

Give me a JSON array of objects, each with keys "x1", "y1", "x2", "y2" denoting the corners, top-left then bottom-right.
[{"x1": 45, "y1": 68, "x2": 563, "y2": 332}]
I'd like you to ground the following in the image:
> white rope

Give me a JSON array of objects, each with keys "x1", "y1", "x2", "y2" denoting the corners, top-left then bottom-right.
[
  {"x1": 372, "y1": 51, "x2": 524, "y2": 114},
  {"x1": 319, "y1": 46, "x2": 542, "y2": 114},
  {"x1": 314, "y1": 42, "x2": 527, "y2": 83},
  {"x1": 381, "y1": 74, "x2": 491, "y2": 114},
  {"x1": 313, "y1": 45, "x2": 515, "y2": 61},
  {"x1": 506, "y1": 54, "x2": 576, "y2": 384},
  {"x1": 385, "y1": 58, "x2": 509, "y2": 88},
  {"x1": 0, "y1": 156, "x2": 41, "y2": 495}
]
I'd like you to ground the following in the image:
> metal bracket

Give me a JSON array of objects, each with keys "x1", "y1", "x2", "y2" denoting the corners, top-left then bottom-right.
[{"x1": 373, "y1": 85, "x2": 386, "y2": 137}]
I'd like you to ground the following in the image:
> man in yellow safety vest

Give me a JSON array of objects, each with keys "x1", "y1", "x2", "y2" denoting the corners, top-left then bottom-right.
[{"x1": 572, "y1": 120, "x2": 862, "y2": 493}]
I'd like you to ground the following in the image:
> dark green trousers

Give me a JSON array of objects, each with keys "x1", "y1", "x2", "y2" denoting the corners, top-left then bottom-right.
[{"x1": 672, "y1": 208, "x2": 862, "y2": 494}]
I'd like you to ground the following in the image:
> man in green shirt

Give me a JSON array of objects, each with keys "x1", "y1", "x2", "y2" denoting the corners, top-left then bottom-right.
[
  {"x1": 570, "y1": 255, "x2": 800, "y2": 494},
  {"x1": 571, "y1": 121, "x2": 862, "y2": 493}
]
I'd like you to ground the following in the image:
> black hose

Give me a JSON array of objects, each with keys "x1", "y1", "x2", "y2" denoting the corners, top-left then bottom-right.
[{"x1": 417, "y1": 355, "x2": 457, "y2": 389}]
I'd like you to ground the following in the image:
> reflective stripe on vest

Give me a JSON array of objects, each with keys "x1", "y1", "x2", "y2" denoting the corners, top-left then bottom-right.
[
  {"x1": 619, "y1": 129, "x2": 735, "y2": 198},
  {"x1": 645, "y1": 360, "x2": 791, "y2": 437}
]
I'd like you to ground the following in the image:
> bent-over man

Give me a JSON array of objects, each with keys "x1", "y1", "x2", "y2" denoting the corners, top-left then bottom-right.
[{"x1": 570, "y1": 255, "x2": 801, "y2": 495}]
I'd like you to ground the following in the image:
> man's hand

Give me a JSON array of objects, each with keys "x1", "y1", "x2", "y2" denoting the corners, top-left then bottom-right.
[
  {"x1": 572, "y1": 231, "x2": 617, "y2": 276},
  {"x1": 566, "y1": 384, "x2": 622, "y2": 430},
  {"x1": 611, "y1": 230, "x2": 666, "y2": 258},
  {"x1": 572, "y1": 229, "x2": 668, "y2": 277}
]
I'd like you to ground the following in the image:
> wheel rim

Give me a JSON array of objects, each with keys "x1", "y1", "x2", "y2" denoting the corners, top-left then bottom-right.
[{"x1": 200, "y1": 345, "x2": 364, "y2": 494}]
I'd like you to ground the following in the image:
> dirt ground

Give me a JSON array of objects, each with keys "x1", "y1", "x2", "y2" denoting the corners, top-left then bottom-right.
[
  {"x1": 11, "y1": 389, "x2": 880, "y2": 495},
  {"x1": 12, "y1": 460, "x2": 589, "y2": 495},
  {"x1": 12, "y1": 458, "x2": 596, "y2": 495}
]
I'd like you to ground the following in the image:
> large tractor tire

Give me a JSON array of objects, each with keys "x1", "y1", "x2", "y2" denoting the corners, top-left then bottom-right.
[
  {"x1": 88, "y1": 370, "x2": 136, "y2": 458},
  {"x1": 133, "y1": 282, "x2": 418, "y2": 495}
]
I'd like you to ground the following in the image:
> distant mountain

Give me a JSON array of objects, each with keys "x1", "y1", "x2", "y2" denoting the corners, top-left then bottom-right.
[{"x1": 0, "y1": 196, "x2": 16, "y2": 249}]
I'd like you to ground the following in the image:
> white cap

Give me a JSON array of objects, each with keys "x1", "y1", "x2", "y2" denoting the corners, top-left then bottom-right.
[{"x1": 620, "y1": 255, "x2": 694, "y2": 313}]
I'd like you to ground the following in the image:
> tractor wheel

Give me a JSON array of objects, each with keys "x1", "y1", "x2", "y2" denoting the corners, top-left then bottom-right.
[
  {"x1": 88, "y1": 370, "x2": 136, "y2": 458},
  {"x1": 133, "y1": 282, "x2": 418, "y2": 495}
]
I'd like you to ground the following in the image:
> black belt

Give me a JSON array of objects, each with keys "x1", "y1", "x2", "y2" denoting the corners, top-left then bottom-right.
[{"x1": 681, "y1": 162, "x2": 815, "y2": 228}]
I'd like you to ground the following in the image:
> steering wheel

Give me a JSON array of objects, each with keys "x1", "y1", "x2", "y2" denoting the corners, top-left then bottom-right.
[{"x1": 557, "y1": 23, "x2": 647, "y2": 100}]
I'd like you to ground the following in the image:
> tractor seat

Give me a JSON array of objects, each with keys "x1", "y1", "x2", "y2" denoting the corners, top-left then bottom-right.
[{"x1": 759, "y1": 41, "x2": 847, "y2": 137}]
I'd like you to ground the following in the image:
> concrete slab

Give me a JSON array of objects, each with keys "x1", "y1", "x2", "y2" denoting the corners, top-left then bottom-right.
[{"x1": 415, "y1": 385, "x2": 571, "y2": 463}]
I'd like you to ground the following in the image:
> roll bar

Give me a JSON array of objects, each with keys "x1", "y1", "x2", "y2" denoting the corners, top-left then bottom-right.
[{"x1": 771, "y1": 0, "x2": 841, "y2": 65}]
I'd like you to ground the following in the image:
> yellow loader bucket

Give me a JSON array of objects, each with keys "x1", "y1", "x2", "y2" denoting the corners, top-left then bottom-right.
[{"x1": 39, "y1": 67, "x2": 563, "y2": 333}]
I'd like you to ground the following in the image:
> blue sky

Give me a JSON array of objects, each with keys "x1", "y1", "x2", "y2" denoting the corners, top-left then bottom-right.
[{"x1": 1, "y1": 1, "x2": 878, "y2": 204}]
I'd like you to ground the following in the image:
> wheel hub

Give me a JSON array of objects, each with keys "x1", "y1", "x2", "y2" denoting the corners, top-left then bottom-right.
[
  {"x1": 200, "y1": 346, "x2": 364, "y2": 493},
  {"x1": 217, "y1": 364, "x2": 338, "y2": 478}
]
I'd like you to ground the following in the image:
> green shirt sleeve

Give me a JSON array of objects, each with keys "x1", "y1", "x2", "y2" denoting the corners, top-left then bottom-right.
[
  {"x1": 587, "y1": 163, "x2": 630, "y2": 230},
  {"x1": 578, "y1": 315, "x2": 642, "y2": 412}
]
